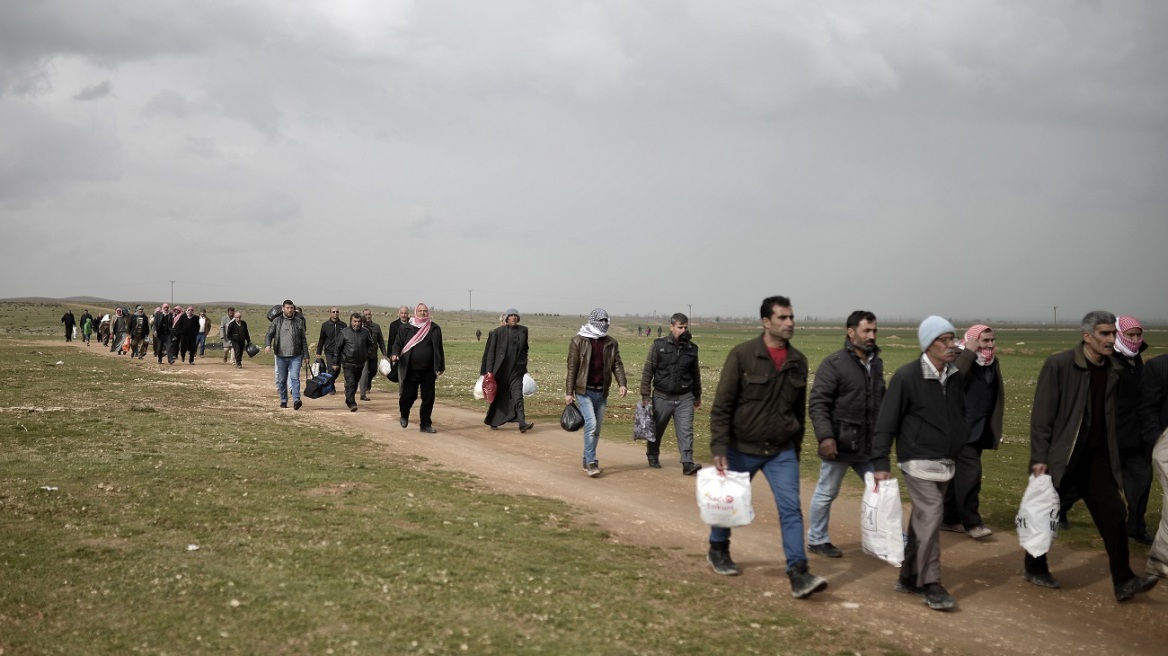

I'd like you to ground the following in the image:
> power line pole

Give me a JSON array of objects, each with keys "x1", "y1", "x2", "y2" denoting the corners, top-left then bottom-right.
[
  {"x1": 468, "y1": 289, "x2": 473, "y2": 313},
  {"x1": 688, "y1": 303, "x2": 692, "y2": 319},
  {"x1": 170, "y1": 280, "x2": 175, "y2": 305},
  {"x1": 1053, "y1": 306, "x2": 1057, "y2": 326}
]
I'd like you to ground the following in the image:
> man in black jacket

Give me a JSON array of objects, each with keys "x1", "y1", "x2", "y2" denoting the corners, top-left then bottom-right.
[
  {"x1": 1140, "y1": 353, "x2": 1168, "y2": 578},
  {"x1": 317, "y1": 307, "x2": 345, "y2": 371},
  {"x1": 177, "y1": 306, "x2": 200, "y2": 365},
  {"x1": 265, "y1": 300, "x2": 311, "y2": 410},
  {"x1": 639, "y1": 312, "x2": 701, "y2": 473},
  {"x1": 806, "y1": 310, "x2": 883, "y2": 559},
  {"x1": 128, "y1": 306, "x2": 151, "y2": 359},
  {"x1": 154, "y1": 303, "x2": 171, "y2": 363},
  {"x1": 225, "y1": 311, "x2": 250, "y2": 368},
  {"x1": 872, "y1": 315, "x2": 965, "y2": 611},
  {"x1": 330, "y1": 313, "x2": 375, "y2": 412},
  {"x1": 392, "y1": 303, "x2": 445, "y2": 432},
  {"x1": 386, "y1": 306, "x2": 410, "y2": 383},
  {"x1": 359, "y1": 308, "x2": 387, "y2": 401}
]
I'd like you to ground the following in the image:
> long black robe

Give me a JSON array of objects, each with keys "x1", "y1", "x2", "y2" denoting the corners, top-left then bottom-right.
[{"x1": 482, "y1": 324, "x2": 529, "y2": 427}]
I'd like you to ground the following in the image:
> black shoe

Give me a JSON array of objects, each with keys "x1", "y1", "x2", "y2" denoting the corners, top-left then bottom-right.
[
  {"x1": 1058, "y1": 513, "x2": 1070, "y2": 531},
  {"x1": 1024, "y1": 571, "x2": 1061, "y2": 589},
  {"x1": 707, "y1": 543, "x2": 740, "y2": 576},
  {"x1": 489, "y1": 426, "x2": 498, "y2": 430},
  {"x1": 895, "y1": 578, "x2": 924, "y2": 595},
  {"x1": 682, "y1": 462, "x2": 702, "y2": 475},
  {"x1": 349, "y1": 405, "x2": 358, "y2": 412},
  {"x1": 647, "y1": 456, "x2": 662, "y2": 469},
  {"x1": 400, "y1": 417, "x2": 408, "y2": 428},
  {"x1": 1115, "y1": 575, "x2": 1159, "y2": 602},
  {"x1": 420, "y1": 426, "x2": 437, "y2": 434},
  {"x1": 519, "y1": 423, "x2": 535, "y2": 433},
  {"x1": 940, "y1": 523, "x2": 963, "y2": 533},
  {"x1": 922, "y1": 583, "x2": 955, "y2": 610},
  {"x1": 1129, "y1": 532, "x2": 1155, "y2": 546},
  {"x1": 280, "y1": 402, "x2": 287, "y2": 409},
  {"x1": 788, "y1": 562, "x2": 828, "y2": 599},
  {"x1": 293, "y1": 400, "x2": 302, "y2": 410},
  {"x1": 360, "y1": 395, "x2": 370, "y2": 402},
  {"x1": 808, "y1": 542, "x2": 843, "y2": 558}
]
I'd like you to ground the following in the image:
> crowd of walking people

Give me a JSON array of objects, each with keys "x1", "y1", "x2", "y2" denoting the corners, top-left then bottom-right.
[{"x1": 60, "y1": 297, "x2": 1166, "y2": 610}]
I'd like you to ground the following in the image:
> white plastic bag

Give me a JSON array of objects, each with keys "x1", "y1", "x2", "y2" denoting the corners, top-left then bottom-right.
[
  {"x1": 473, "y1": 375, "x2": 486, "y2": 400},
  {"x1": 378, "y1": 357, "x2": 392, "y2": 377},
  {"x1": 861, "y1": 472, "x2": 905, "y2": 566},
  {"x1": 1016, "y1": 474, "x2": 1060, "y2": 557},
  {"x1": 522, "y1": 373, "x2": 537, "y2": 397},
  {"x1": 696, "y1": 469, "x2": 754, "y2": 528}
]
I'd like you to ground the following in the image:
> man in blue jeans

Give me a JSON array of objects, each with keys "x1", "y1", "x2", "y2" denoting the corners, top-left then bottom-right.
[
  {"x1": 264, "y1": 299, "x2": 310, "y2": 410},
  {"x1": 707, "y1": 295, "x2": 827, "y2": 599},
  {"x1": 565, "y1": 308, "x2": 627, "y2": 477},
  {"x1": 806, "y1": 310, "x2": 883, "y2": 558}
]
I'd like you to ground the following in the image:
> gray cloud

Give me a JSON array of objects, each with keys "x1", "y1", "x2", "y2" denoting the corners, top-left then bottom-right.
[{"x1": 73, "y1": 80, "x2": 111, "y2": 101}]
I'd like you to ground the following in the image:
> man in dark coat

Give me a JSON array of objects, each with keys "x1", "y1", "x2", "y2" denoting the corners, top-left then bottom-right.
[
  {"x1": 330, "y1": 312, "x2": 375, "y2": 412},
  {"x1": 317, "y1": 307, "x2": 345, "y2": 371},
  {"x1": 639, "y1": 312, "x2": 702, "y2": 474},
  {"x1": 1140, "y1": 353, "x2": 1168, "y2": 578},
  {"x1": 154, "y1": 303, "x2": 171, "y2": 363},
  {"x1": 177, "y1": 306, "x2": 200, "y2": 364},
  {"x1": 359, "y1": 308, "x2": 387, "y2": 402},
  {"x1": 391, "y1": 303, "x2": 445, "y2": 433},
  {"x1": 482, "y1": 308, "x2": 533, "y2": 432},
  {"x1": 128, "y1": 306, "x2": 151, "y2": 359},
  {"x1": 225, "y1": 311, "x2": 251, "y2": 368},
  {"x1": 386, "y1": 306, "x2": 410, "y2": 383},
  {"x1": 1113, "y1": 315, "x2": 1152, "y2": 544},
  {"x1": 60, "y1": 310, "x2": 76, "y2": 342}
]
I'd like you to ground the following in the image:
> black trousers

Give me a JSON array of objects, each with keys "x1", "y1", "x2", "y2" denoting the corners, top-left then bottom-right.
[
  {"x1": 342, "y1": 364, "x2": 364, "y2": 408},
  {"x1": 360, "y1": 355, "x2": 378, "y2": 394},
  {"x1": 400, "y1": 368, "x2": 437, "y2": 428},
  {"x1": 1120, "y1": 444, "x2": 1155, "y2": 536},
  {"x1": 943, "y1": 443, "x2": 985, "y2": 528},
  {"x1": 1025, "y1": 451, "x2": 1134, "y2": 585},
  {"x1": 229, "y1": 340, "x2": 245, "y2": 365}
]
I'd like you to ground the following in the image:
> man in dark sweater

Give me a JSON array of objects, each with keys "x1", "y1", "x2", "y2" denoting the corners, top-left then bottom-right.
[
  {"x1": 872, "y1": 315, "x2": 965, "y2": 611},
  {"x1": 330, "y1": 312, "x2": 375, "y2": 412},
  {"x1": 1025, "y1": 310, "x2": 1158, "y2": 602}
]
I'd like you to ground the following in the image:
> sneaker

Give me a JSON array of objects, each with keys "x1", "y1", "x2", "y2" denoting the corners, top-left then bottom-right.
[
  {"x1": 586, "y1": 462, "x2": 601, "y2": 477},
  {"x1": 940, "y1": 523, "x2": 963, "y2": 533},
  {"x1": 922, "y1": 583, "x2": 955, "y2": 610},
  {"x1": 1147, "y1": 558, "x2": 1168, "y2": 579},
  {"x1": 682, "y1": 462, "x2": 702, "y2": 476},
  {"x1": 1115, "y1": 575, "x2": 1159, "y2": 602},
  {"x1": 707, "y1": 543, "x2": 740, "y2": 576},
  {"x1": 808, "y1": 542, "x2": 843, "y2": 558},
  {"x1": 1023, "y1": 571, "x2": 1061, "y2": 589},
  {"x1": 895, "y1": 578, "x2": 924, "y2": 595},
  {"x1": 647, "y1": 456, "x2": 661, "y2": 469},
  {"x1": 966, "y1": 524, "x2": 993, "y2": 539},
  {"x1": 293, "y1": 400, "x2": 302, "y2": 410},
  {"x1": 788, "y1": 562, "x2": 828, "y2": 599}
]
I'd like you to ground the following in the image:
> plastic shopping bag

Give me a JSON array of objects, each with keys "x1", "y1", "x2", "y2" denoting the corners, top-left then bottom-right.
[
  {"x1": 473, "y1": 375, "x2": 486, "y2": 400},
  {"x1": 522, "y1": 373, "x2": 537, "y2": 397},
  {"x1": 560, "y1": 402, "x2": 585, "y2": 432},
  {"x1": 378, "y1": 358, "x2": 392, "y2": 377},
  {"x1": 1016, "y1": 474, "x2": 1060, "y2": 558},
  {"x1": 633, "y1": 401, "x2": 656, "y2": 442},
  {"x1": 861, "y1": 472, "x2": 905, "y2": 566},
  {"x1": 696, "y1": 468, "x2": 754, "y2": 528},
  {"x1": 482, "y1": 372, "x2": 498, "y2": 403}
]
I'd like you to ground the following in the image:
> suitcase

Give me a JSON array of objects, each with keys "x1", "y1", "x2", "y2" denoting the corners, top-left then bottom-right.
[{"x1": 303, "y1": 371, "x2": 336, "y2": 399}]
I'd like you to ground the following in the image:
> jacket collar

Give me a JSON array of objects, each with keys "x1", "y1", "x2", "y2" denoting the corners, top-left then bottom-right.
[{"x1": 1073, "y1": 342, "x2": 1120, "y2": 372}]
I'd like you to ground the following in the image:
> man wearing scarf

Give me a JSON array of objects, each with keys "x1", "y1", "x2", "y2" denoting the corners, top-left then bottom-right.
[
  {"x1": 565, "y1": 308, "x2": 627, "y2": 477},
  {"x1": 391, "y1": 303, "x2": 445, "y2": 433},
  {"x1": 109, "y1": 307, "x2": 130, "y2": 354},
  {"x1": 1113, "y1": 315, "x2": 1153, "y2": 544},
  {"x1": 941, "y1": 324, "x2": 1004, "y2": 540},
  {"x1": 128, "y1": 306, "x2": 151, "y2": 359},
  {"x1": 482, "y1": 308, "x2": 534, "y2": 433}
]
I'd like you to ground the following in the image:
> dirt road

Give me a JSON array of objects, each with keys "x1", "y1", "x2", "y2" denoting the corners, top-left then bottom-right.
[{"x1": 89, "y1": 346, "x2": 1168, "y2": 655}]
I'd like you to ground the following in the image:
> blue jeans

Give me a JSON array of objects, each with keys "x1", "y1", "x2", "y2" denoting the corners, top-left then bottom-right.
[
  {"x1": 807, "y1": 458, "x2": 873, "y2": 546},
  {"x1": 275, "y1": 356, "x2": 303, "y2": 404},
  {"x1": 196, "y1": 333, "x2": 207, "y2": 356},
  {"x1": 575, "y1": 390, "x2": 607, "y2": 465},
  {"x1": 709, "y1": 447, "x2": 807, "y2": 572}
]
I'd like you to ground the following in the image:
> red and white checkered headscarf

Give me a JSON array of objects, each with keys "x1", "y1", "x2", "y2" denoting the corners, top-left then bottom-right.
[
  {"x1": 962, "y1": 324, "x2": 996, "y2": 365},
  {"x1": 1115, "y1": 315, "x2": 1143, "y2": 357}
]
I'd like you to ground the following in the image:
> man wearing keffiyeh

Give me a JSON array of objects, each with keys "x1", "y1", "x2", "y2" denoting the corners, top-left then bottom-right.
[
  {"x1": 1114, "y1": 315, "x2": 1153, "y2": 544},
  {"x1": 391, "y1": 303, "x2": 446, "y2": 433},
  {"x1": 564, "y1": 308, "x2": 627, "y2": 477}
]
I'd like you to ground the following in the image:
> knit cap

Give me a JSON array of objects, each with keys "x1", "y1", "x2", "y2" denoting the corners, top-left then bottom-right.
[{"x1": 918, "y1": 315, "x2": 956, "y2": 352}]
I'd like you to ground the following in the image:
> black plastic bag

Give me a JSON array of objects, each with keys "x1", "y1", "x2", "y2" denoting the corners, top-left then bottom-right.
[{"x1": 560, "y1": 402, "x2": 585, "y2": 432}]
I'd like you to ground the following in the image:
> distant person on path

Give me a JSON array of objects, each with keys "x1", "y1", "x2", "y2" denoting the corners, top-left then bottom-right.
[
  {"x1": 60, "y1": 310, "x2": 75, "y2": 342},
  {"x1": 940, "y1": 324, "x2": 1004, "y2": 540},
  {"x1": 639, "y1": 312, "x2": 702, "y2": 474},
  {"x1": 565, "y1": 308, "x2": 627, "y2": 477},
  {"x1": 392, "y1": 303, "x2": 445, "y2": 432},
  {"x1": 80, "y1": 310, "x2": 93, "y2": 346},
  {"x1": 706, "y1": 296, "x2": 826, "y2": 599},
  {"x1": 805, "y1": 310, "x2": 883, "y2": 559},
  {"x1": 476, "y1": 328, "x2": 482, "y2": 342},
  {"x1": 98, "y1": 313, "x2": 110, "y2": 346},
  {"x1": 359, "y1": 308, "x2": 386, "y2": 402},
  {"x1": 329, "y1": 312, "x2": 373, "y2": 412},
  {"x1": 225, "y1": 311, "x2": 251, "y2": 368},
  {"x1": 265, "y1": 299, "x2": 310, "y2": 410},
  {"x1": 482, "y1": 308, "x2": 533, "y2": 433},
  {"x1": 871, "y1": 315, "x2": 965, "y2": 610},
  {"x1": 220, "y1": 307, "x2": 236, "y2": 363},
  {"x1": 178, "y1": 306, "x2": 200, "y2": 364},
  {"x1": 128, "y1": 306, "x2": 150, "y2": 359},
  {"x1": 109, "y1": 307, "x2": 131, "y2": 354},
  {"x1": 1139, "y1": 353, "x2": 1168, "y2": 578},
  {"x1": 1024, "y1": 310, "x2": 1158, "y2": 602},
  {"x1": 657, "y1": 326, "x2": 662, "y2": 338},
  {"x1": 154, "y1": 304, "x2": 172, "y2": 363},
  {"x1": 197, "y1": 309, "x2": 211, "y2": 356},
  {"x1": 317, "y1": 307, "x2": 346, "y2": 371}
]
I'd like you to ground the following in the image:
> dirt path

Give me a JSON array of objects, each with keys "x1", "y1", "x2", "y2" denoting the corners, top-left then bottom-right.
[{"x1": 78, "y1": 344, "x2": 1168, "y2": 655}]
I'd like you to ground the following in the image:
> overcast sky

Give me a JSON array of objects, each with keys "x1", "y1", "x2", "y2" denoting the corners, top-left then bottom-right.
[{"x1": 2, "y1": 1, "x2": 1165, "y2": 323}]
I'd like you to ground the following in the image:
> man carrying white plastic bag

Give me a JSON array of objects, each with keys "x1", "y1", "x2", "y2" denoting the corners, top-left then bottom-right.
[
  {"x1": 861, "y1": 472, "x2": 904, "y2": 567},
  {"x1": 1016, "y1": 474, "x2": 1060, "y2": 559},
  {"x1": 696, "y1": 469, "x2": 753, "y2": 528}
]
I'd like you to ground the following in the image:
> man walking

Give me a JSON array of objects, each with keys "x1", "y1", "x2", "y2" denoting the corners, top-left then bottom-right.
[
  {"x1": 872, "y1": 316, "x2": 966, "y2": 611},
  {"x1": 220, "y1": 306, "x2": 236, "y2": 363},
  {"x1": 392, "y1": 303, "x2": 445, "y2": 432},
  {"x1": 128, "y1": 306, "x2": 151, "y2": 359},
  {"x1": 109, "y1": 307, "x2": 130, "y2": 354},
  {"x1": 330, "y1": 312, "x2": 375, "y2": 412},
  {"x1": 1024, "y1": 310, "x2": 1158, "y2": 602},
  {"x1": 225, "y1": 311, "x2": 250, "y2": 368},
  {"x1": 1140, "y1": 352, "x2": 1168, "y2": 578},
  {"x1": 483, "y1": 308, "x2": 533, "y2": 432},
  {"x1": 317, "y1": 307, "x2": 346, "y2": 371},
  {"x1": 706, "y1": 296, "x2": 827, "y2": 599},
  {"x1": 1113, "y1": 315, "x2": 1153, "y2": 544},
  {"x1": 639, "y1": 312, "x2": 702, "y2": 474},
  {"x1": 177, "y1": 305, "x2": 200, "y2": 364},
  {"x1": 385, "y1": 306, "x2": 410, "y2": 383},
  {"x1": 60, "y1": 310, "x2": 76, "y2": 342},
  {"x1": 197, "y1": 309, "x2": 211, "y2": 357},
  {"x1": 565, "y1": 308, "x2": 627, "y2": 477},
  {"x1": 940, "y1": 324, "x2": 1004, "y2": 539},
  {"x1": 154, "y1": 304, "x2": 172, "y2": 363},
  {"x1": 806, "y1": 310, "x2": 883, "y2": 559},
  {"x1": 265, "y1": 300, "x2": 310, "y2": 410},
  {"x1": 359, "y1": 308, "x2": 386, "y2": 402}
]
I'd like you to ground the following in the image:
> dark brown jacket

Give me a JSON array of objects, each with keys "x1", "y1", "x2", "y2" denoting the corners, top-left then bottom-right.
[
  {"x1": 1029, "y1": 343, "x2": 1122, "y2": 489},
  {"x1": 954, "y1": 347, "x2": 1004, "y2": 450},
  {"x1": 709, "y1": 335, "x2": 807, "y2": 459},
  {"x1": 566, "y1": 335, "x2": 626, "y2": 397}
]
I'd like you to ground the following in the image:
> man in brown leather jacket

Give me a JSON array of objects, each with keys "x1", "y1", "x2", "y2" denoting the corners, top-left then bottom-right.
[{"x1": 564, "y1": 308, "x2": 627, "y2": 477}]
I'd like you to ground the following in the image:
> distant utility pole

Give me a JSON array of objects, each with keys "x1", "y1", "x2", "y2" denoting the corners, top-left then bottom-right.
[
  {"x1": 468, "y1": 289, "x2": 473, "y2": 313},
  {"x1": 170, "y1": 280, "x2": 175, "y2": 304},
  {"x1": 688, "y1": 303, "x2": 692, "y2": 319},
  {"x1": 1053, "y1": 306, "x2": 1058, "y2": 326}
]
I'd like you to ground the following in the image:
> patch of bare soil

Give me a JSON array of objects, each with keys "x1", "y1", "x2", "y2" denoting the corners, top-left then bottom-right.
[{"x1": 75, "y1": 343, "x2": 1168, "y2": 655}]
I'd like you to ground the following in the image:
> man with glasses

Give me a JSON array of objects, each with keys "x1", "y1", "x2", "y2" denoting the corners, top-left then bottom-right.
[
  {"x1": 565, "y1": 309, "x2": 627, "y2": 477},
  {"x1": 317, "y1": 307, "x2": 345, "y2": 372}
]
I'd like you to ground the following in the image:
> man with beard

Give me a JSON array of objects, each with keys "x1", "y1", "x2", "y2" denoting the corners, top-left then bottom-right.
[
  {"x1": 330, "y1": 312, "x2": 375, "y2": 412},
  {"x1": 109, "y1": 307, "x2": 131, "y2": 354},
  {"x1": 128, "y1": 306, "x2": 151, "y2": 359},
  {"x1": 639, "y1": 312, "x2": 702, "y2": 474},
  {"x1": 154, "y1": 304, "x2": 171, "y2": 363},
  {"x1": 265, "y1": 299, "x2": 310, "y2": 410},
  {"x1": 482, "y1": 308, "x2": 533, "y2": 433},
  {"x1": 806, "y1": 310, "x2": 883, "y2": 559},
  {"x1": 225, "y1": 311, "x2": 250, "y2": 368},
  {"x1": 391, "y1": 303, "x2": 445, "y2": 433},
  {"x1": 177, "y1": 306, "x2": 200, "y2": 364},
  {"x1": 940, "y1": 324, "x2": 1005, "y2": 540},
  {"x1": 565, "y1": 308, "x2": 627, "y2": 477},
  {"x1": 1024, "y1": 311, "x2": 1158, "y2": 602},
  {"x1": 359, "y1": 308, "x2": 387, "y2": 402},
  {"x1": 220, "y1": 306, "x2": 236, "y2": 363},
  {"x1": 385, "y1": 305, "x2": 410, "y2": 383}
]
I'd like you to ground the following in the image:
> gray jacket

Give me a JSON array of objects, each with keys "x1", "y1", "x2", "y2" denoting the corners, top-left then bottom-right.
[{"x1": 265, "y1": 313, "x2": 310, "y2": 358}]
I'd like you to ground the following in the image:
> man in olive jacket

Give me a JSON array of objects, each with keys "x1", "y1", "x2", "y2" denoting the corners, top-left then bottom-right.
[
  {"x1": 1024, "y1": 310, "x2": 1158, "y2": 602},
  {"x1": 707, "y1": 296, "x2": 827, "y2": 600}
]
